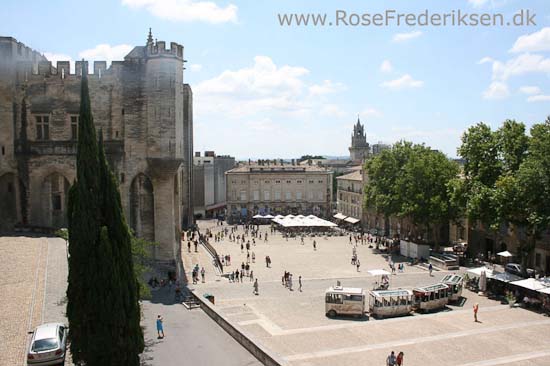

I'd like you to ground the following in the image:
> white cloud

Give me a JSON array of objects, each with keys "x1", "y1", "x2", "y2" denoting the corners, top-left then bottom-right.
[
  {"x1": 380, "y1": 60, "x2": 393, "y2": 73},
  {"x1": 478, "y1": 56, "x2": 494, "y2": 64},
  {"x1": 483, "y1": 81, "x2": 510, "y2": 99},
  {"x1": 121, "y1": 0, "x2": 238, "y2": 24},
  {"x1": 519, "y1": 86, "x2": 541, "y2": 95},
  {"x1": 361, "y1": 108, "x2": 382, "y2": 118},
  {"x1": 392, "y1": 31, "x2": 422, "y2": 42},
  {"x1": 527, "y1": 95, "x2": 550, "y2": 102},
  {"x1": 308, "y1": 80, "x2": 346, "y2": 96},
  {"x1": 190, "y1": 63, "x2": 203, "y2": 72},
  {"x1": 510, "y1": 27, "x2": 550, "y2": 53},
  {"x1": 78, "y1": 44, "x2": 133, "y2": 66},
  {"x1": 380, "y1": 74, "x2": 424, "y2": 90},
  {"x1": 492, "y1": 53, "x2": 550, "y2": 81},
  {"x1": 320, "y1": 104, "x2": 347, "y2": 118},
  {"x1": 468, "y1": 0, "x2": 490, "y2": 7},
  {"x1": 194, "y1": 55, "x2": 348, "y2": 120}
]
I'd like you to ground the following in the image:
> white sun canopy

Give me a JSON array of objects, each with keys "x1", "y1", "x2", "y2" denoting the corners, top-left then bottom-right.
[
  {"x1": 511, "y1": 278, "x2": 549, "y2": 291},
  {"x1": 271, "y1": 214, "x2": 337, "y2": 228},
  {"x1": 497, "y1": 251, "x2": 514, "y2": 257},
  {"x1": 368, "y1": 269, "x2": 391, "y2": 276},
  {"x1": 333, "y1": 213, "x2": 347, "y2": 220},
  {"x1": 344, "y1": 217, "x2": 360, "y2": 224}
]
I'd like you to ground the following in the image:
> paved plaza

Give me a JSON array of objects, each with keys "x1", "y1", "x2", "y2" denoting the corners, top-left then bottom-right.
[
  {"x1": 0, "y1": 235, "x2": 259, "y2": 366},
  {"x1": 183, "y1": 220, "x2": 550, "y2": 366}
]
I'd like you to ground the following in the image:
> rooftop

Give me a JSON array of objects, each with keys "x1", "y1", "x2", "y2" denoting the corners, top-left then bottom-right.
[
  {"x1": 226, "y1": 164, "x2": 330, "y2": 174},
  {"x1": 336, "y1": 169, "x2": 362, "y2": 181}
]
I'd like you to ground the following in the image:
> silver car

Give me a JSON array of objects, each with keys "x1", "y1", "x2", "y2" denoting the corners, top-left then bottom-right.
[{"x1": 27, "y1": 323, "x2": 67, "y2": 365}]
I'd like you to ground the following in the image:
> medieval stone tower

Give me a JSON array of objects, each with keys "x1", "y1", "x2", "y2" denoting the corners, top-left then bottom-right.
[
  {"x1": 349, "y1": 117, "x2": 369, "y2": 162},
  {"x1": 0, "y1": 30, "x2": 194, "y2": 266}
]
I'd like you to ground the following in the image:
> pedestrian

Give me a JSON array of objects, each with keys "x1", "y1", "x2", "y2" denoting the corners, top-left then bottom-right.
[
  {"x1": 253, "y1": 279, "x2": 259, "y2": 295},
  {"x1": 156, "y1": 315, "x2": 165, "y2": 339},
  {"x1": 396, "y1": 351, "x2": 404, "y2": 366},
  {"x1": 194, "y1": 241, "x2": 198, "y2": 252},
  {"x1": 428, "y1": 263, "x2": 433, "y2": 276},
  {"x1": 386, "y1": 351, "x2": 396, "y2": 366},
  {"x1": 241, "y1": 243, "x2": 244, "y2": 252},
  {"x1": 250, "y1": 270, "x2": 254, "y2": 281},
  {"x1": 313, "y1": 240, "x2": 317, "y2": 251},
  {"x1": 266, "y1": 256, "x2": 270, "y2": 268},
  {"x1": 187, "y1": 241, "x2": 191, "y2": 252},
  {"x1": 240, "y1": 269, "x2": 244, "y2": 282},
  {"x1": 356, "y1": 259, "x2": 361, "y2": 272},
  {"x1": 201, "y1": 267, "x2": 205, "y2": 283},
  {"x1": 299, "y1": 275, "x2": 302, "y2": 292},
  {"x1": 252, "y1": 252, "x2": 256, "y2": 263},
  {"x1": 473, "y1": 303, "x2": 479, "y2": 322},
  {"x1": 288, "y1": 273, "x2": 293, "y2": 291}
]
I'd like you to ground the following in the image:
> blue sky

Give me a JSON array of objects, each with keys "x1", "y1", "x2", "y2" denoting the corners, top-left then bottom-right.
[{"x1": 2, "y1": 0, "x2": 549, "y2": 159}]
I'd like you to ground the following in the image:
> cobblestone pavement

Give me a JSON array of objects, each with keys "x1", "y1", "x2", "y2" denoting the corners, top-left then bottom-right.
[
  {"x1": 0, "y1": 236, "x2": 71, "y2": 366},
  {"x1": 185, "y1": 221, "x2": 550, "y2": 366},
  {"x1": 0, "y1": 236, "x2": 47, "y2": 366}
]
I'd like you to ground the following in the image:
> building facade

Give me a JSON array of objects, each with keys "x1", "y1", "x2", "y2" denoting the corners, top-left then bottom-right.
[
  {"x1": 336, "y1": 168, "x2": 363, "y2": 220},
  {"x1": 349, "y1": 118, "x2": 369, "y2": 162},
  {"x1": 226, "y1": 163, "x2": 333, "y2": 221},
  {"x1": 0, "y1": 32, "x2": 194, "y2": 264},
  {"x1": 193, "y1": 151, "x2": 235, "y2": 218}
]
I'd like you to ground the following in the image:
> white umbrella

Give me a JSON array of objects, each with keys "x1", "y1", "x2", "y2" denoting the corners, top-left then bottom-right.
[
  {"x1": 263, "y1": 214, "x2": 275, "y2": 219},
  {"x1": 497, "y1": 251, "x2": 514, "y2": 257},
  {"x1": 253, "y1": 214, "x2": 264, "y2": 219},
  {"x1": 479, "y1": 270, "x2": 487, "y2": 293}
]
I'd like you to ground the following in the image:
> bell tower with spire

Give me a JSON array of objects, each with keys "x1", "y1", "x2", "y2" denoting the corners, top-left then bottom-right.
[{"x1": 349, "y1": 117, "x2": 370, "y2": 162}]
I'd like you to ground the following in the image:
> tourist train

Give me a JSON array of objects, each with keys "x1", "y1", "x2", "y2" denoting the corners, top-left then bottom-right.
[{"x1": 325, "y1": 274, "x2": 464, "y2": 319}]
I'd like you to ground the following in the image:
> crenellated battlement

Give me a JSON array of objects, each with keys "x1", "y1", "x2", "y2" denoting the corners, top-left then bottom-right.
[
  {"x1": 13, "y1": 59, "x2": 123, "y2": 82},
  {"x1": 146, "y1": 40, "x2": 184, "y2": 60}
]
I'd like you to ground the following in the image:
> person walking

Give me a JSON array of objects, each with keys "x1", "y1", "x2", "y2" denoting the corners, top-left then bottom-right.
[
  {"x1": 396, "y1": 351, "x2": 404, "y2": 366},
  {"x1": 299, "y1": 275, "x2": 302, "y2": 292},
  {"x1": 156, "y1": 315, "x2": 165, "y2": 339},
  {"x1": 356, "y1": 259, "x2": 361, "y2": 272},
  {"x1": 201, "y1": 267, "x2": 205, "y2": 283},
  {"x1": 428, "y1": 263, "x2": 433, "y2": 276},
  {"x1": 253, "y1": 279, "x2": 259, "y2": 295},
  {"x1": 473, "y1": 303, "x2": 479, "y2": 322},
  {"x1": 187, "y1": 241, "x2": 191, "y2": 253},
  {"x1": 386, "y1": 351, "x2": 396, "y2": 366},
  {"x1": 313, "y1": 240, "x2": 317, "y2": 251},
  {"x1": 250, "y1": 270, "x2": 254, "y2": 281},
  {"x1": 288, "y1": 273, "x2": 293, "y2": 291}
]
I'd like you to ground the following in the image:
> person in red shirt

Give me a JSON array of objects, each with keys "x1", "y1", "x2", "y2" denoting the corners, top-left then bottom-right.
[
  {"x1": 473, "y1": 303, "x2": 479, "y2": 322},
  {"x1": 396, "y1": 351, "x2": 404, "y2": 366}
]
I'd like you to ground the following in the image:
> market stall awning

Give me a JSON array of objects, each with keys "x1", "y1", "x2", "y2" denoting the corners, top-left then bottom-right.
[
  {"x1": 263, "y1": 214, "x2": 275, "y2": 219},
  {"x1": 368, "y1": 269, "x2": 391, "y2": 276},
  {"x1": 497, "y1": 251, "x2": 514, "y2": 257},
  {"x1": 252, "y1": 214, "x2": 264, "y2": 219},
  {"x1": 344, "y1": 217, "x2": 360, "y2": 224},
  {"x1": 539, "y1": 287, "x2": 550, "y2": 295},
  {"x1": 467, "y1": 267, "x2": 494, "y2": 277},
  {"x1": 510, "y1": 278, "x2": 547, "y2": 291},
  {"x1": 333, "y1": 213, "x2": 347, "y2": 220},
  {"x1": 491, "y1": 272, "x2": 523, "y2": 283}
]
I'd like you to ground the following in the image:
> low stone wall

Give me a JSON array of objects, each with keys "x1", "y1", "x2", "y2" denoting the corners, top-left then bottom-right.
[{"x1": 190, "y1": 291, "x2": 286, "y2": 366}]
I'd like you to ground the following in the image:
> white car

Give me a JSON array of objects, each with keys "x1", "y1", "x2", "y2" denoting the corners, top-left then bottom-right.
[{"x1": 27, "y1": 323, "x2": 67, "y2": 365}]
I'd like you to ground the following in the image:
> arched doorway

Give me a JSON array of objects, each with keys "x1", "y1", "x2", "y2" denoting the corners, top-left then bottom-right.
[
  {"x1": 41, "y1": 172, "x2": 70, "y2": 228},
  {"x1": 130, "y1": 173, "x2": 155, "y2": 241},
  {"x1": 0, "y1": 173, "x2": 18, "y2": 230}
]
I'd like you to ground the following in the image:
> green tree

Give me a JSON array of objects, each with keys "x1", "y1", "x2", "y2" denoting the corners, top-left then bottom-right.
[
  {"x1": 396, "y1": 145, "x2": 459, "y2": 246},
  {"x1": 67, "y1": 69, "x2": 143, "y2": 366},
  {"x1": 496, "y1": 118, "x2": 550, "y2": 274},
  {"x1": 67, "y1": 68, "x2": 101, "y2": 365}
]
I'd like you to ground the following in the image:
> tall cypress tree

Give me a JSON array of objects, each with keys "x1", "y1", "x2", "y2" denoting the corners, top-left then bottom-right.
[
  {"x1": 67, "y1": 65, "x2": 101, "y2": 365},
  {"x1": 67, "y1": 66, "x2": 143, "y2": 365}
]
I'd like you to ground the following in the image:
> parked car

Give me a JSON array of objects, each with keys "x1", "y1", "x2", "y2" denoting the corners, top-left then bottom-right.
[
  {"x1": 505, "y1": 263, "x2": 535, "y2": 278},
  {"x1": 27, "y1": 323, "x2": 67, "y2": 365}
]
